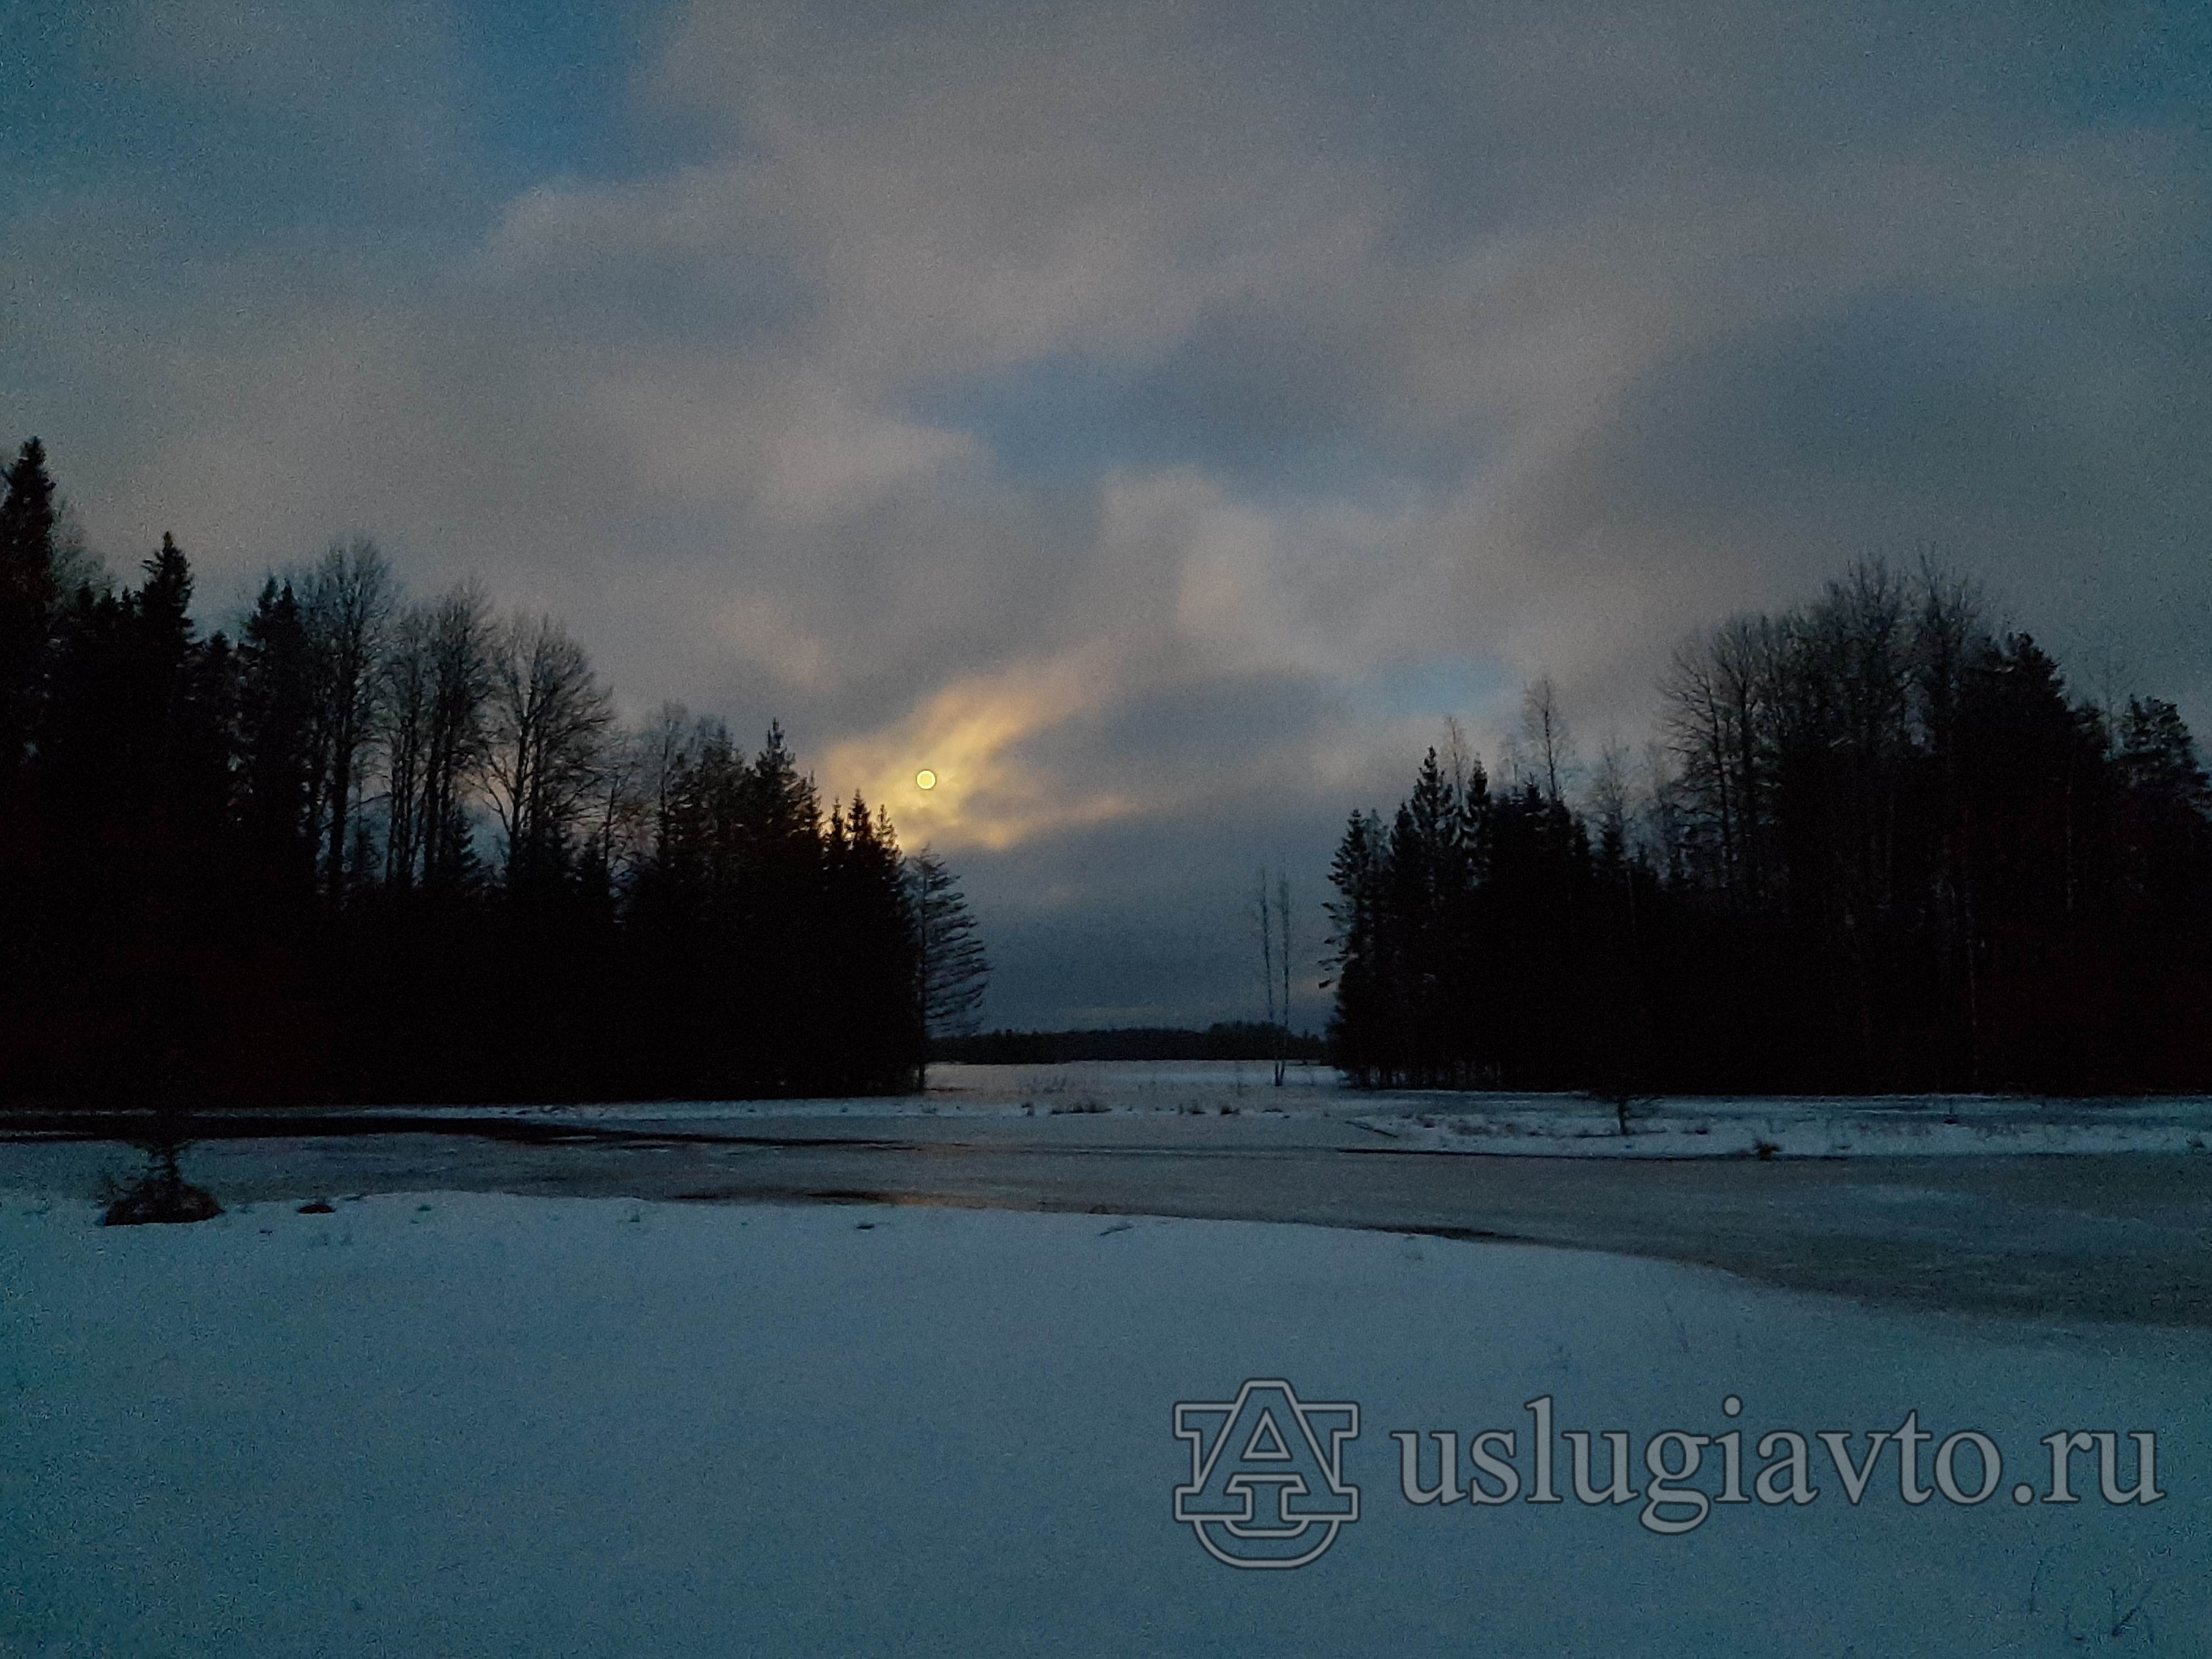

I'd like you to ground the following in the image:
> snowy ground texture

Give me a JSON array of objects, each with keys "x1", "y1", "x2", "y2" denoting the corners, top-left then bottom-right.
[
  {"x1": 1344, "y1": 1091, "x2": 2212, "y2": 1159},
  {"x1": 373, "y1": 1061, "x2": 2212, "y2": 1158},
  {"x1": 4, "y1": 1189, "x2": 2204, "y2": 1657}
]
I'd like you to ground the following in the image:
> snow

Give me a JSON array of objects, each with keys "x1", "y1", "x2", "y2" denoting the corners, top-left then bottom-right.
[
  {"x1": 1344, "y1": 1091, "x2": 2212, "y2": 1159},
  {"x1": 4, "y1": 1189, "x2": 2204, "y2": 1656},
  {"x1": 348, "y1": 1062, "x2": 2212, "y2": 1160}
]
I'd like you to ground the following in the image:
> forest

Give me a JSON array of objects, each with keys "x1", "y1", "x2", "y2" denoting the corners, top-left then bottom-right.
[
  {"x1": 1327, "y1": 561, "x2": 2212, "y2": 1094},
  {"x1": 10, "y1": 429, "x2": 2208, "y2": 1108},
  {"x1": 0, "y1": 439, "x2": 988, "y2": 1109},
  {"x1": 935, "y1": 1024, "x2": 1329, "y2": 1064}
]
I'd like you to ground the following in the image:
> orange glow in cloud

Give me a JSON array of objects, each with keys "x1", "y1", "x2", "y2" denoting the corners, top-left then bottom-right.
[{"x1": 827, "y1": 650, "x2": 1137, "y2": 851}]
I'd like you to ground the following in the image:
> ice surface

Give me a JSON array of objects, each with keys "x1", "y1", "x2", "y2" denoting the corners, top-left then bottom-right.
[{"x1": 345, "y1": 1062, "x2": 2212, "y2": 1160}]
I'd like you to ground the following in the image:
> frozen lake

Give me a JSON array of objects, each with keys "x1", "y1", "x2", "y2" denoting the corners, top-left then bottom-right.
[
  {"x1": 7, "y1": 1066, "x2": 2209, "y2": 1652},
  {"x1": 5, "y1": 1064, "x2": 2211, "y2": 1328},
  {"x1": 359, "y1": 1060, "x2": 2212, "y2": 1160}
]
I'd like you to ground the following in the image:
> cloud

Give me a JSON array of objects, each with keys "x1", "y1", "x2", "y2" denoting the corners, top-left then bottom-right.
[
  {"x1": 824, "y1": 647, "x2": 1138, "y2": 851},
  {"x1": 5, "y1": 0, "x2": 2209, "y2": 1023}
]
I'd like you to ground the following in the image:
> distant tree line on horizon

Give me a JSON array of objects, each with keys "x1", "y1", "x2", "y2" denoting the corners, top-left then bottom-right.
[
  {"x1": 0, "y1": 439, "x2": 989, "y2": 1110},
  {"x1": 935, "y1": 1023, "x2": 1328, "y2": 1065},
  {"x1": 1327, "y1": 560, "x2": 2212, "y2": 1094}
]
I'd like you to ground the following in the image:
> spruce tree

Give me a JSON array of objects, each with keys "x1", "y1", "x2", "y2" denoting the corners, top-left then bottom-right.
[
  {"x1": 236, "y1": 579, "x2": 320, "y2": 892},
  {"x1": 0, "y1": 438, "x2": 59, "y2": 780},
  {"x1": 1323, "y1": 810, "x2": 1387, "y2": 1085},
  {"x1": 909, "y1": 846, "x2": 989, "y2": 1086}
]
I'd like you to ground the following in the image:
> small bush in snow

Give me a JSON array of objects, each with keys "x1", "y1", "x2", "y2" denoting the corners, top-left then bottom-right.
[{"x1": 101, "y1": 1139, "x2": 222, "y2": 1226}]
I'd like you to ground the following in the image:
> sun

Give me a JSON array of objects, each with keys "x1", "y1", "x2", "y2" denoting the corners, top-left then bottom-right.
[{"x1": 915, "y1": 769, "x2": 937, "y2": 791}]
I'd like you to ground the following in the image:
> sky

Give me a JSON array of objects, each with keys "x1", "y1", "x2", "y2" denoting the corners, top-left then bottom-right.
[{"x1": 4, "y1": 0, "x2": 2209, "y2": 1031}]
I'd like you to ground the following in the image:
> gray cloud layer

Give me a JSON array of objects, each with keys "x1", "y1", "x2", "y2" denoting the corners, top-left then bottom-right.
[{"x1": 7, "y1": 0, "x2": 2208, "y2": 1025}]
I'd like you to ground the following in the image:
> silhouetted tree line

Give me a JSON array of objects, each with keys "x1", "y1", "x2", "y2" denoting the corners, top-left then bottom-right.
[
  {"x1": 0, "y1": 439, "x2": 989, "y2": 1108},
  {"x1": 1328, "y1": 561, "x2": 2212, "y2": 1093},
  {"x1": 936, "y1": 1023, "x2": 1327, "y2": 1065}
]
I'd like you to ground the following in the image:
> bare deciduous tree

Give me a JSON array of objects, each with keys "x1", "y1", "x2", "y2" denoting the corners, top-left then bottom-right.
[
  {"x1": 485, "y1": 613, "x2": 614, "y2": 887},
  {"x1": 302, "y1": 538, "x2": 394, "y2": 900},
  {"x1": 1443, "y1": 714, "x2": 1476, "y2": 800},
  {"x1": 636, "y1": 700, "x2": 697, "y2": 871},
  {"x1": 1251, "y1": 865, "x2": 1295, "y2": 1085},
  {"x1": 379, "y1": 603, "x2": 433, "y2": 889},
  {"x1": 420, "y1": 582, "x2": 495, "y2": 893},
  {"x1": 377, "y1": 580, "x2": 496, "y2": 893},
  {"x1": 1587, "y1": 737, "x2": 1634, "y2": 860},
  {"x1": 1661, "y1": 614, "x2": 1780, "y2": 900},
  {"x1": 588, "y1": 721, "x2": 657, "y2": 889},
  {"x1": 1519, "y1": 673, "x2": 1577, "y2": 803}
]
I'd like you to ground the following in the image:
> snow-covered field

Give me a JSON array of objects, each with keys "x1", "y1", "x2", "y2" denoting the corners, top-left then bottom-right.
[{"x1": 4, "y1": 1189, "x2": 2203, "y2": 1656}]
